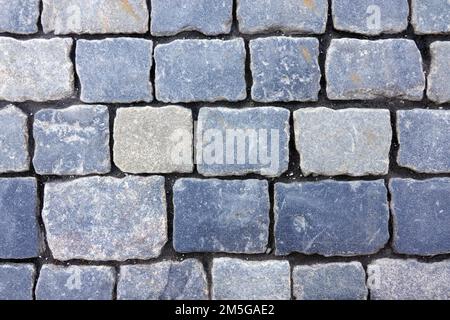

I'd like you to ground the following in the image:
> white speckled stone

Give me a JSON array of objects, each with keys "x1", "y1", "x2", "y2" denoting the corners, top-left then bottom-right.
[
  {"x1": 0, "y1": 264, "x2": 35, "y2": 300},
  {"x1": 411, "y1": 0, "x2": 450, "y2": 34},
  {"x1": 0, "y1": 0, "x2": 40, "y2": 34},
  {"x1": 427, "y1": 41, "x2": 450, "y2": 104}
]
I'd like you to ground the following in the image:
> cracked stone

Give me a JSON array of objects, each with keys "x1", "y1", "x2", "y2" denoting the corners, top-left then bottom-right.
[
  {"x1": 427, "y1": 41, "x2": 450, "y2": 104},
  {"x1": 0, "y1": 0, "x2": 39, "y2": 34},
  {"x1": 411, "y1": 0, "x2": 450, "y2": 34},
  {"x1": 0, "y1": 264, "x2": 35, "y2": 300}
]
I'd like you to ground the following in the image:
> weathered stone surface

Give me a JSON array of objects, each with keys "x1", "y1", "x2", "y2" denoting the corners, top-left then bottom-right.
[
  {"x1": 43, "y1": 176, "x2": 167, "y2": 261},
  {"x1": 36, "y1": 265, "x2": 115, "y2": 300},
  {"x1": 389, "y1": 178, "x2": 450, "y2": 256},
  {"x1": 196, "y1": 107, "x2": 290, "y2": 177},
  {"x1": 0, "y1": 0, "x2": 39, "y2": 34},
  {"x1": 212, "y1": 258, "x2": 291, "y2": 300},
  {"x1": 427, "y1": 41, "x2": 450, "y2": 104},
  {"x1": 294, "y1": 108, "x2": 392, "y2": 176},
  {"x1": 368, "y1": 259, "x2": 450, "y2": 300},
  {"x1": 33, "y1": 105, "x2": 110, "y2": 176},
  {"x1": 0, "y1": 264, "x2": 35, "y2": 300},
  {"x1": 42, "y1": 0, "x2": 149, "y2": 34},
  {"x1": 76, "y1": 38, "x2": 153, "y2": 103},
  {"x1": 114, "y1": 106, "x2": 193, "y2": 174},
  {"x1": 0, "y1": 38, "x2": 74, "y2": 102},
  {"x1": 155, "y1": 39, "x2": 246, "y2": 103},
  {"x1": 293, "y1": 262, "x2": 368, "y2": 300},
  {"x1": 250, "y1": 37, "x2": 321, "y2": 102},
  {"x1": 151, "y1": 0, "x2": 233, "y2": 36},
  {"x1": 173, "y1": 178, "x2": 270, "y2": 253},
  {"x1": 332, "y1": 0, "x2": 409, "y2": 35},
  {"x1": 237, "y1": 0, "x2": 328, "y2": 34},
  {"x1": 0, "y1": 178, "x2": 39, "y2": 259},
  {"x1": 118, "y1": 260, "x2": 208, "y2": 300},
  {"x1": 0, "y1": 105, "x2": 29, "y2": 173},
  {"x1": 397, "y1": 109, "x2": 450, "y2": 173},
  {"x1": 411, "y1": 0, "x2": 450, "y2": 34},
  {"x1": 326, "y1": 39, "x2": 425, "y2": 101},
  {"x1": 275, "y1": 180, "x2": 389, "y2": 256}
]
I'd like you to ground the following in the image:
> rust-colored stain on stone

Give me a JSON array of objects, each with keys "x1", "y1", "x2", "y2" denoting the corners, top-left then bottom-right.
[
  {"x1": 302, "y1": 47, "x2": 312, "y2": 63},
  {"x1": 303, "y1": 0, "x2": 316, "y2": 10},
  {"x1": 351, "y1": 73, "x2": 362, "y2": 84},
  {"x1": 120, "y1": 0, "x2": 140, "y2": 20}
]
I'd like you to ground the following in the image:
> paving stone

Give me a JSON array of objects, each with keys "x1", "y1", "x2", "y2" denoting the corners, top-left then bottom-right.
[
  {"x1": 237, "y1": 0, "x2": 328, "y2": 34},
  {"x1": 293, "y1": 262, "x2": 368, "y2": 300},
  {"x1": 114, "y1": 106, "x2": 193, "y2": 174},
  {"x1": 389, "y1": 178, "x2": 450, "y2": 256},
  {"x1": 173, "y1": 178, "x2": 270, "y2": 254},
  {"x1": 332, "y1": 0, "x2": 409, "y2": 35},
  {"x1": 0, "y1": 38, "x2": 74, "y2": 102},
  {"x1": 0, "y1": 264, "x2": 35, "y2": 300},
  {"x1": 33, "y1": 105, "x2": 110, "y2": 176},
  {"x1": 397, "y1": 109, "x2": 450, "y2": 173},
  {"x1": 42, "y1": 0, "x2": 149, "y2": 34},
  {"x1": 196, "y1": 107, "x2": 290, "y2": 177},
  {"x1": 118, "y1": 260, "x2": 208, "y2": 300},
  {"x1": 427, "y1": 41, "x2": 450, "y2": 104},
  {"x1": 411, "y1": 0, "x2": 450, "y2": 34},
  {"x1": 294, "y1": 108, "x2": 392, "y2": 176},
  {"x1": 250, "y1": 37, "x2": 321, "y2": 102},
  {"x1": 368, "y1": 259, "x2": 450, "y2": 300},
  {"x1": 212, "y1": 258, "x2": 291, "y2": 300},
  {"x1": 76, "y1": 38, "x2": 153, "y2": 103},
  {"x1": 43, "y1": 176, "x2": 167, "y2": 261},
  {"x1": 0, "y1": 0, "x2": 39, "y2": 34},
  {"x1": 326, "y1": 39, "x2": 425, "y2": 101},
  {"x1": 0, "y1": 105, "x2": 29, "y2": 173},
  {"x1": 155, "y1": 39, "x2": 246, "y2": 103},
  {"x1": 275, "y1": 180, "x2": 389, "y2": 256},
  {"x1": 151, "y1": 0, "x2": 233, "y2": 36},
  {"x1": 0, "y1": 178, "x2": 39, "y2": 259}
]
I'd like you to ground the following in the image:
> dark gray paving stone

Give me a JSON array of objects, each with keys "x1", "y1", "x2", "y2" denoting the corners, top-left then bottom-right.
[
  {"x1": 0, "y1": 264, "x2": 35, "y2": 300},
  {"x1": 0, "y1": 0, "x2": 39, "y2": 34},
  {"x1": 411, "y1": 0, "x2": 450, "y2": 34},
  {"x1": 427, "y1": 41, "x2": 450, "y2": 104}
]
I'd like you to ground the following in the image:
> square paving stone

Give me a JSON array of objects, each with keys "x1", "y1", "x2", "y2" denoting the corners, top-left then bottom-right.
[
  {"x1": 427, "y1": 41, "x2": 450, "y2": 104},
  {"x1": 0, "y1": 0, "x2": 39, "y2": 34},
  {"x1": 411, "y1": 0, "x2": 450, "y2": 34},
  {"x1": 0, "y1": 264, "x2": 35, "y2": 300}
]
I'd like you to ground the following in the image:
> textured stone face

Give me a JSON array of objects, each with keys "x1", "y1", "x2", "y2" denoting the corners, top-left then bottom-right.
[
  {"x1": 389, "y1": 178, "x2": 450, "y2": 256},
  {"x1": 294, "y1": 108, "x2": 392, "y2": 176},
  {"x1": 196, "y1": 107, "x2": 290, "y2": 177},
  {"x1": 173, "y1": 178, "x2": 270, "y2": 254},
  {"x1": 212, "y1": 258, "x2": 291, "y2": 300},
  {"x1": 43, "y1": 176, "x2": 167, "y2": 261},
  {"x1": 36, "y1": 265, "x2": 115, "y2": 300},
  {"x1": 326, "y1": 39, "x2": 425, "y2": 100},
  {"x1": 275, "y1": 180, "x2": 389, "y2": 256},
  {"x1": 118, "y1": 260, "x2": 208, "y2": 300},
  {"x1": 250, "y1": 37, "x2": 321, "y2": 102},
  {"x1": 411, "y1": 0, "x2": 450, "y2": 34},
  {"x1": 151, "y1": 0, "x2": 233, "y2": 36},
  {"x1": 427, "y1": 42, "x2": 450, "y2": 104},
  {"x1": 114, "y1": 106, "x2": 193, "y2": 174},
  {"x1": 397, "y1": 110, "x2": 450, "y2": 173},
  {"x1": 0, "y1": 38, "x2": 74, "y2": 102},
  {"x1": 33, "y1": 105, "x2": 111, "y2": 176},
  {"x1": 76, "y1": 38, "x2": 153, "y2": 103},
  {"x1": 0, "y1": 0, "x2": 39, "y2": 34},
  {"x1": 0, "y1": 264, "x2": 35, "y2": 300},
  {"x1": 155, "y1": 39, "x2": 246, "y2": 103},
  {"x1": 368, "y1": 259, "x2": 450, "y2": 300}
]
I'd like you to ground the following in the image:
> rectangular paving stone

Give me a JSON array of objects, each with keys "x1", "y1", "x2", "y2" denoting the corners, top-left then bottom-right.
[
  {"x1": 0, "y1": 38, "x2": 74, "y2": 102},
  {"x1": 427, "y1": 41, "x2": 450, "y2": 104},
  {"x1": 118, "y1": 260, "x2": 208, "y2": 300},
  {"x1": 173, "y1": 178, "x2": 270, "y2": 254},
  {"x1": 43, "y1": 176, "x2": 167, "y2": 261},
  {"x1": 76, "y1": 38, "x2": 153, "y2": 103},
  {"x1": 326, "y1": 39, "x2": 425, "y2": 101},
  {"x1": 0, "y1": 0, "x2": 39, "y2": 34},
  {"x1": 411, "y1": 0, "x2": 450, "y2": 34},
  {"x1": 155, "y1": 39, "x2": 246, "y2": 103},
  {"x1": 33, "y1": 105, "x2": 111, "y2": 176},
  {"x1": 294, "y1": 108, "x2": 392, "y2": 176},
  {"x1": 275, "y1": 180, "x2": 389, "y2": 256},
  {"x1": 389, "y1": 178, "x2": 450, "y2": 256},
  {"x1": 0, "y1": 264, "x2": 35, "y2": 300},
  {"x1": 250, "y1": 37, "x2": 321, "y2": 102},
  {"x1": 36, "y1": 265, "x2": 115, "y2": 300},
  {"x1": 196, "y1": 107, "x2": 290, "y2": 177}
]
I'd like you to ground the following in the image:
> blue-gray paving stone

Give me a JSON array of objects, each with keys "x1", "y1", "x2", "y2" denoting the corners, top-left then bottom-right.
[
  {"x1": 155, "y1": 39, "x2": 246, "y2": 103},
  {"x1": 427, "y1": 42, "x2": 450, "y2": 104},
  {"x1": 293, "y1": 262, "x2": 368, "y2": 300},
  {"x1": 76, "y1": 38, "x2": 153, "y2": 103},
  {"x1": 275, "y1": 180, "x2": 389, "y2": 256},
  {"x1": 326, "y1": 39, "x2": 425, "y2": 101},
  {"x1": 151, "y1": 0, "x2": 233, "y2": 36},
  {"x1": 389, "y1": 178, "x2": 450, "y2": 256},
  {"x1": 118, "y1": 260, "x2": 208, "y2": 300},
  {"x1": 36, "y1": 265, "x2": 115, "y2": 300},
  {"x1": 397, "y1": 109, "x2": 450, "y2": 173},
  {"x1": 0, "y1": 264, "x2": 35, "y2": 300},
  {"x1": 0, "y1": 0, "x2": 39, "y2": 34},
  {"x1": 173, "y1": 178, "x2": 270, "y2": 254},
  {"x1": 33, "y1": 105, "x2": 110, "y2": 176},
  {"x1": 237, "y1": 0, "x2": 328, "y2": 34},
  {"x1": 0, "y1": 178, "x2": 39, "y2": 259},
  {"x1": 250, "y1": 37, "x2": 321, "y2": 102},
  {"x1": 196, "y1": 107, "x2": 290, "y2": 177},
  {"x1": 411, "y1": 0, "x2": 450, "y2": 34}
]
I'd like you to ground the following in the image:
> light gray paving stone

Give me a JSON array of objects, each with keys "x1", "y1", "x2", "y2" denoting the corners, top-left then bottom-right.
[
  {"x1": 0, "y1": 0, "x2": 40, "y2": 34},
  {"x1": 411, "y1": 0, "x2": 450, "y2": 34},
  {"x1": 427, "y1": 41, "x2": 450, "y2": 104},
  {"x1": 0, "y1": 264, "x2": 35, "y2": 300}
]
